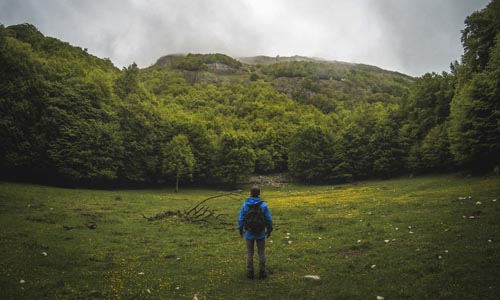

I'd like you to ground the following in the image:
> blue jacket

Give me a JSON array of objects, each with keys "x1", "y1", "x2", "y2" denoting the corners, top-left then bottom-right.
[{"x1": 237, "y1": 197, "x2": 273, "y2": 240}]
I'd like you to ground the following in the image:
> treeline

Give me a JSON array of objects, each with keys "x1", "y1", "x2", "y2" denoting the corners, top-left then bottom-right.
[{"x1": 1, "y1": 0, "x2": 499, "y2": 187}]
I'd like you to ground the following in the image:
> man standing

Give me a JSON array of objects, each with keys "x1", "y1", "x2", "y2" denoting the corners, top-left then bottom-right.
[{"x1": 237, "y1": 186, "x2": 273, "y2": 279}]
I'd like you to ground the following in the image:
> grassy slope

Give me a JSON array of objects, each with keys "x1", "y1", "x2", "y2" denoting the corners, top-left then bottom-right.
[{"x1": 0, "y1": 174, "x2": 499, "y2": 300}]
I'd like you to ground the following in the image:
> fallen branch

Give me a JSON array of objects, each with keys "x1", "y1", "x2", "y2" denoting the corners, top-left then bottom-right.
[
  {"x1": 184, "y1": 190, "x2": 242, "y2": 216},
  {"x1": 142, "y1": 190, "x2": 242, "y2": 223}
]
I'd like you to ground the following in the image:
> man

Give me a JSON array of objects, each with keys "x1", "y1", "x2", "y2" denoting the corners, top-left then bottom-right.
[{"x1": 237, "y1": 186, "x2": 273, "y2": 279}]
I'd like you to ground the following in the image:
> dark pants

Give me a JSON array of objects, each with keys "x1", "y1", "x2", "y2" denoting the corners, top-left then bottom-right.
[{"x1": 246, "y1": 238, "x2": 266, "y2": 273}]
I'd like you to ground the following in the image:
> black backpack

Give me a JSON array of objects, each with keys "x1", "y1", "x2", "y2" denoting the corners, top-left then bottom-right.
[{"x1": 243, "y1": 202, "x2": 266, "y2": 234}]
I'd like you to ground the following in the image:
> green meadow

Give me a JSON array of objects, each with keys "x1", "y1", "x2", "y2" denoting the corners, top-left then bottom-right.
[{"x1": 1, "y1": 174, "x2": 499, "y2": 300}]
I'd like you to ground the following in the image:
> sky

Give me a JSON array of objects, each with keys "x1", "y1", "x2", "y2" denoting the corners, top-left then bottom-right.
[{"x1": 0, "y1": 0, "x2": 491, "y2": 76}]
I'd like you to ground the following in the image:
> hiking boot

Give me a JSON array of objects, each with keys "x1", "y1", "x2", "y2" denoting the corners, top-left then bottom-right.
[
  {"x1": 258, "y1": 271, "x2": 267, "y2": 280},
  {"x1": 247, "y1": 271, "x2": 254, "y2": 279}
]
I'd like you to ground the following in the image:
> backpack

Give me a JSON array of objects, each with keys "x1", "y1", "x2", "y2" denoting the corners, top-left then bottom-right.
[{"x1": 243, "y1": 202, "x2": 266, "y2": 234}]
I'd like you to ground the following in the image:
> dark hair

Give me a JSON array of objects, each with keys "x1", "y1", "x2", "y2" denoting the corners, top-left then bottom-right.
[{"x1": 250, "y1": 186, "x2": 260, "y2": 197}]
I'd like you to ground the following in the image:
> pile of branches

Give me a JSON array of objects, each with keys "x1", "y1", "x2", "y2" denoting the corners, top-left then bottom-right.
[{"x1": 142, "y1": 190, "x2": 242, "y2": 223}]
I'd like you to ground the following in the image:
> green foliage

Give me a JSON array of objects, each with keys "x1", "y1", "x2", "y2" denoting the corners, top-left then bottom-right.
[
  {"x1": 161, "y1": 134, "x2": 195, "y2": 192},
  {"x1": 2, "y1": 5, "x2": 500, "y2": 185},
  {"x1": 461, "y1": 0, "x2": 500, "y2": 72},
  {"x1": 448, "y1": 71, "x2": 500, "y2": 170},
  {"x1": 448, "y1": 0, "x2": 500, "y2": 172},
  {"x1": 114, "y1": 63, "x2": 141, "y2": 99},
  {"x1": 47, "y1": 118, "x2": 123, "y2": 181},
  {"x1": 215, "y1": 133, "x2": 256, "y2": 186},
  {"x1": 288, "y1": 125, "x2": 340, "y2": 182},
  {"x1": 421, "y1": 123, "x2": 453, "y2": 171},
  {"x1": 398, "y1": 72, "x2": 455, "y2": 172},
  {"x1": 369, "y1": 106, "x2": 405, "y2": 177}
]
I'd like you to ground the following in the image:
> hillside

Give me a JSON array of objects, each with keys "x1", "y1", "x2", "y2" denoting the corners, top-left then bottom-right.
[
  {"x1": 153, "y1": 53, "x2": 413, "y2": 113},
  {"x1": 1, "y1": 0, "x2": 500, "y2": 187}
]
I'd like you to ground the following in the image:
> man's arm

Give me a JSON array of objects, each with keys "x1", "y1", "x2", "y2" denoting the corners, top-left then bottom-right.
[
  {"x1": 264, "y1": 204, "x2": 273, "y2": 238},
  {"x1": 237, "y1": 204, "x2": 246, "y2": 237}
]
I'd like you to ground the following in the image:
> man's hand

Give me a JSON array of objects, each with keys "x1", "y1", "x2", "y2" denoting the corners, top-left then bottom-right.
[
  {"x1": 266, "y1": 231, "x2": 271, "y2": 238},
  {"x1": 239, "y1": 230, "x2": 244, "y2": 237}
]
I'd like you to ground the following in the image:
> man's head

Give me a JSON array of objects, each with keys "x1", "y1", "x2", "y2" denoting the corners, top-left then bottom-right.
[{"x1": 250, "y1": 186, "x2": 260, "y2": 198}]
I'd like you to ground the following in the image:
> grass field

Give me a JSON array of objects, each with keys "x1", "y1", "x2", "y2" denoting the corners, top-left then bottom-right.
[{"x1": 1, "y1": 174, "x2": 499, "y2": 300}]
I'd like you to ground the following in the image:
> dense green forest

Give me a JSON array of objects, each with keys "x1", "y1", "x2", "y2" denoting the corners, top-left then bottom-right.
[{"x1": 1, "y1": 0, "x2": 499, "y2": 186}]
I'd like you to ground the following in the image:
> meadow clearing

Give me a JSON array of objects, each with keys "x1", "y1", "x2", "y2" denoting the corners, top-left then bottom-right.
[{"x1": 0, "y1": 173, "x2": 499, "y2": 300}]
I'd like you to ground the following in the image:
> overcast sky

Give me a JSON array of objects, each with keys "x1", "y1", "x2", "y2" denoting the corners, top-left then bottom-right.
[{"x1": 0, "y1": 0, "x2": 491, "y2": 76}]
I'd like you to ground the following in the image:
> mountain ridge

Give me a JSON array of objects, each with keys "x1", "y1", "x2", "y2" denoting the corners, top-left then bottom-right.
[{"x1": 154, "y1": 53, "x2": 413, "y2": 79}]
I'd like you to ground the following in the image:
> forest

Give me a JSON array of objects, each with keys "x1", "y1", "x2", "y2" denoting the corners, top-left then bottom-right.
[{"x1": 1, "y1": 0, "x2": 499, "y2": 187}]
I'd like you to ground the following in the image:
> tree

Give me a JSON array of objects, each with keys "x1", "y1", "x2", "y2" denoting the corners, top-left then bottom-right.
[
  {"x1": 254, "y1": 149, "x2": 275, "y2": 174},
  {"x1": 369, "y1": 106, "x2": 405, "y2": 177},
  {"x1": 448, "y1": 71, "x2": 500, "y2": 171},
  {"x1": 398, "y1": 72, "x2": 454, "y2": 172},
  {"x1": 162, "y1": 134, "x2": 195, "y2": 192},
  {"x1": 339, "y1": 107, "x2": 376, "y2": 179},
  {"x1": 421, "y1": 123, "x2": 453, "y2": 171},
  {"x1": 215, "y1": 133, "x2": 256, "y2": 186},
  {"x1": 448, "y1": 3, "x2": 500, "y2": 172},
  {"x1": 461, "y1": 0, "x2": 500, "y2": 72},
  {"x1": 288, "y1": 125, "x2": 337, "y2": 182},
  {"x1": 114, "y1": 63, "x2": 141, "y2": 100}
]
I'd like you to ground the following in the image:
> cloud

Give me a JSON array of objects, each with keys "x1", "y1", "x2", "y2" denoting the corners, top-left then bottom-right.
[{"x1": 0, "y1": 0, "x2": 491, "y2": 76}]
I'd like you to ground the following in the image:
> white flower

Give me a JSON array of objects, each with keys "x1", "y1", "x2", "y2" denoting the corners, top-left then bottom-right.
[
  {"x1": 438, "y1": 256, "x2": 442, "y2": 260},
  {"x1": 493, "y1": 199, "x2": 497, "y2": 202},
  {"x1": 475, "y1": 201, "x2": 482, "y2": 205},
  {"x1": 469, "y1": 216, "x2": 475, "y2": 219},
  {"x1": 488, "y1": 239, "x2": 492, "y2": 243},
  {"x1": 376, "y1": 296, "x2": 384, "y2": 300},
  {"x1": 318, "y1": 237, "x2": 323, "y2": 240},
  {"x1": 20, "y1": 279, "x2": 26, "y2": 284},
  {"x1": 146, "y1": 289, "x2": 151, "y2": 294},
  {"x1": 409, "y1": 231, "x2": 414, "y2": 234},
  {"x1": 371, "y1": 264, "x2": 376, "y2": 269},
  {"x1": 395, "y1": 227, "x2": 399, "y2": 231},
  {"x1": 41, "y1": 252, "x2": 48, "y2": 256},
  {"x1": 357, "y1": 240, "x2": 362, "y2": 243},
  {"x1": 138, "y1": 272, "x2": 144, "y2": 275},
  {"x1": 288, "y1": 241, "x2": 292, "y2": 244},
  {"x1": 384, "y1": 240, "x2": 390, "y2": 243},
  {"x1": 287, "y1": 233, "x2": 291, "y2": 236}
]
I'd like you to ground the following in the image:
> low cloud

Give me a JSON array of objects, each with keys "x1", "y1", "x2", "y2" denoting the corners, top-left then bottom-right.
[{"x1": 0, "y1": 0, "x2": 490, "y2": 76}]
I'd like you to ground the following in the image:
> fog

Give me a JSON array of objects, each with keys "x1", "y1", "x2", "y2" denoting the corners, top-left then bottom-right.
[{"x1": 0, "y1": 0, "x2": 490, "y2": 76}]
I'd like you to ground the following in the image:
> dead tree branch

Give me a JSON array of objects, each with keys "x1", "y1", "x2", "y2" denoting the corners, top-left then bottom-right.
[{"x1": 142, "y1": 190, "x2": 242, "y2": 223}]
